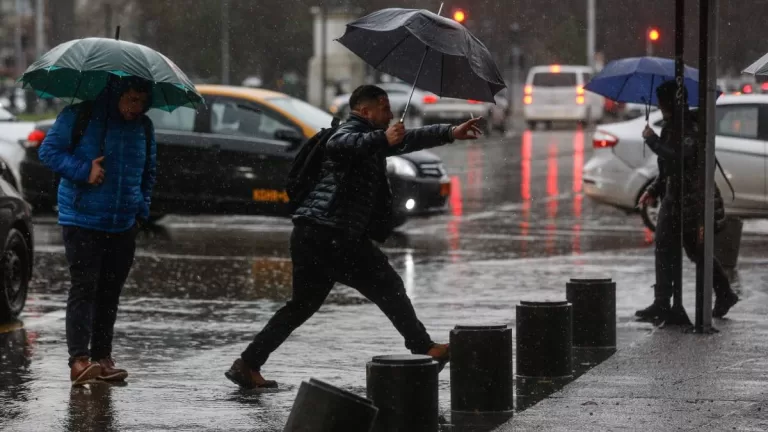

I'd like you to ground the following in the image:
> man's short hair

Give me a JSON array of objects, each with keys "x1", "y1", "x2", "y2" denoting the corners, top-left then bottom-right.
[
  {"x1": 656, "y1": 80, "x2": 687, "y2": 109},
  {"x1": 349, "y1": 85, "x2": 388, "y2": 111}
]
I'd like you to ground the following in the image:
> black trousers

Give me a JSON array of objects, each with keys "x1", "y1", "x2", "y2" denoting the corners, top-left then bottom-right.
[
  {"x1": 63, "y1": 226, "x2": 136, "y2": 364},
  {"x1": 654, "y1": 198, "x2": 732, "y2": 302},
  {"x1": 241, "y1": 223, "x2": 433, "y2": 371}
]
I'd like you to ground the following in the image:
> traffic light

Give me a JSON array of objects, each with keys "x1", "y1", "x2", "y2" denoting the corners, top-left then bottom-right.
[
  {"x1": 452, "y1": 9, "x2": 466, "y2": 23},
  {"x1": 646, "y1": 27, "x2": 660, "y2": 56}
]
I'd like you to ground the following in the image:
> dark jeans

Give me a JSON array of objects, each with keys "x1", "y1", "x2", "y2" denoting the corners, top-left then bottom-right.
[
  {"x1": 654, "y1": 198, "x2": 733, "y2": 302},
  {"x1": 63, "y1": 226, "x2": 137, "y2": 364},
  {"x1": 241, "y1": 223, "x2": 433, "y2": 370}
]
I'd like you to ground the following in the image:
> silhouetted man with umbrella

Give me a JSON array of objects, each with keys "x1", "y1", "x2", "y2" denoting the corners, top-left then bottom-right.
[{"x1": 636, "y1": 80, "x2": 739, "y2": 321}]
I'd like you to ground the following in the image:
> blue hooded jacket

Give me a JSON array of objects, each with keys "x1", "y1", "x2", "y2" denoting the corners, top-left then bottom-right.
[{"x1": 38, "y1": 79, "x2": 157, "y2": 233}]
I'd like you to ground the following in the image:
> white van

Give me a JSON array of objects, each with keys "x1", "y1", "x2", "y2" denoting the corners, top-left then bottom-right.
[{"x1": 523, "y1": 65, "x2": 604, "y2": 128}]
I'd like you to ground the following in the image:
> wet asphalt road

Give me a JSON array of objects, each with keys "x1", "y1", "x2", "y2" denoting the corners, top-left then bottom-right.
[{"x1": 2, "y1": 126, "x2": 767, "y2": 431}]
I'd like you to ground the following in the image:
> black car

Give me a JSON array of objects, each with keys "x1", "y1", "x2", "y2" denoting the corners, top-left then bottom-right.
[
  {"x1": 19, "y1": 85, "x2": 451, "y2": 225},
  {"x1": 0, "y1": 160, "x2": 34, "y2": 322}
]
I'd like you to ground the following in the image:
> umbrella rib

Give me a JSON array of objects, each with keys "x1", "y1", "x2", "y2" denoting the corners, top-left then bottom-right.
[{"x1": 439, "y1": 54, "x2": 444, "y2": 95}]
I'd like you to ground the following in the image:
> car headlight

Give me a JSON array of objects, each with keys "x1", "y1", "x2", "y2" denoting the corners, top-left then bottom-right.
[{"x1": 386, "y1": 156, "x2": 417, "y2": 177}]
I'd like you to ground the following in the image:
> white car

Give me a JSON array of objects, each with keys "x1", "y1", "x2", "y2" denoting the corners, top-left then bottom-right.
[
  {"x1": 523, "y1": 64, "x2": 604, "y2": 128},
  {"x1": 583, "y1": 94, "x2": 768, "y2": 230},
  {"x1": 420, "y1": 93, "x2": 508, "y2": 135}
]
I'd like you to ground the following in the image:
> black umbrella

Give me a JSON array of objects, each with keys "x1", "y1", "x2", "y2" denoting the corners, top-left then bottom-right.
[{"x1": 337, "y1": 5, "x2": 506, "y2": 122}]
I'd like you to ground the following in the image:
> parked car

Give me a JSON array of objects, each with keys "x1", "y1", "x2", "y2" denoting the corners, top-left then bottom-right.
[
  {"x1": 523, "y1": 64, "x2": 605, "y2": 128},
  {"x1": 0, "y1": 159, "x2": 33, "y2": 322},
  {"x1": 583, "y1": 94, "x2": 768, "y2": 231},
  {"x1": 421, "y1": 93, "x2": 508, "y2": 135},
  {"x1": 18, "y1": 85, "x2": 451, "y2": 225},
  {"x1": 329, "y1": 81, "x2": 430, "y2": 126}
]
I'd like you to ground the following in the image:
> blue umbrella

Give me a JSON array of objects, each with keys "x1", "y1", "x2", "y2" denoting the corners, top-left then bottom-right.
[{"x1": 585, "y1": 56, "x2": 719, "y2": 119}]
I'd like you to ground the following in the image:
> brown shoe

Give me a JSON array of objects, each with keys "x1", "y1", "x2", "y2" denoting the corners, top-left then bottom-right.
[
  {"x1": 97, "y1": 356, "x2": 128, "y2": 382},
  {"x1": 427, "y1": 343, "x2": 450, "y2": 372},
  {"x1": 225, "y1": 358, "x2": 278, "y2": 389},
  {"x1": 70, "y1": 357, "x2": 102, "y2": 386}
]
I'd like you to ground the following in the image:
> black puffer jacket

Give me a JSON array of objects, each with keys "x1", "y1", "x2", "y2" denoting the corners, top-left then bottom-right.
[
  {"x1": 644, "y1": 110, "x2": 725, "y2": 228},
  {"x1": 293, "y1": 114, "x2": 454, "y2": 240}
]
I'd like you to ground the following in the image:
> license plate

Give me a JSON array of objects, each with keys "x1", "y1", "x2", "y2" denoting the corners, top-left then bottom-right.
[
  {"x1": 440, "y1": 182, "x2": 451, "y2": 196},
  {"x1": 253, "y1": 189, "x2": 289, "y2": 203}
]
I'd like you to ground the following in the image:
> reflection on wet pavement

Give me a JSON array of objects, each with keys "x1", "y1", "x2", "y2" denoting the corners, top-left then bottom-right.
[{"x1": 3, "y1": 130, "x2": 768, "y2": 431}]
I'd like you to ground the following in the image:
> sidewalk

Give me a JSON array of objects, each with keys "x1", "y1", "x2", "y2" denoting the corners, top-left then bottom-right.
[{"x1": 495, "y1": 256, "x2": 768, "y2": 432}]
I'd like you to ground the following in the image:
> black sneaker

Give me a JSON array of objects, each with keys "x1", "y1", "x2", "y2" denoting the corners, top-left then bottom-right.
[
  {"x1": 713, "y1": 293, "x2": 739, "y2": 318},
  {"x1": 635, "y1": 301, "x2": 670, "y2": 321}
]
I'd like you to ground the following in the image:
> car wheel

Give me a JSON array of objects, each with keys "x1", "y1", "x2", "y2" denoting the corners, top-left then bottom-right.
[
  {"x1": 0, "y1": 229, "x2": 31, "y2": 322},
  {"x1": 640, "y1": 199, "x2": 660, "y2": 232}
]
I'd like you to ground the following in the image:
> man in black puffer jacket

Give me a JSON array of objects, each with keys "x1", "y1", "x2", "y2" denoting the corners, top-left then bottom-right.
[
  {"x1": 226, "y1": 85, "x2": 484, "y2": 389},
  {"x1": 635, "y1": 80, "x2": 738, "y2": 322}
]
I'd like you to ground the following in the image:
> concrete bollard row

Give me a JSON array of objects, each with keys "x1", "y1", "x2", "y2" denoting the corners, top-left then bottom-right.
[{"x1": 285, "y1": 277, "x2": 618, "y2": 429}]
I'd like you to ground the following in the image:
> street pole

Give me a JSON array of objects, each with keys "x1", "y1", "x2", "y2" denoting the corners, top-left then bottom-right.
[
  {"x1": 14, "y1": 0, "x2": 25, "y2": 78},
  {"x1": 586, "y1": 0, "x2": 595, "y2": 68},
  {"x1": 104, "y1": 1, "x2": 113, "y2": 39},
  {"x1": 35, "y1": 0, "x2": 45, "y2": 57},
  {"x1": 668, "y1": 0, "x2": 691, "y2": 327},
  {"x1": 320, "y1": 6, "x2": 327, "y2": 110},
  {"x1": 694, "y1": 0, "x2": 718, "y2": 333},
  {"x1": 221, "y1": 0, "x2": 230, "y2": 85},
  {"x1": 645, "y1": 29, "x2": 653, "y2": 57}
]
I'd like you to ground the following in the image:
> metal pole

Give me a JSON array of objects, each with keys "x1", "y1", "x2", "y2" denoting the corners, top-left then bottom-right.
[
  {"x1": 586, "y1": 0, "x2": 595, "y2": 68},
  {"x1": 694, "y1": 0, "x2": 717, "y2": 332},
  {"x1": 668, "y1": 0, "x2": 691, "y2": 326},
  {"x1": 320, "y1": 6, "x2": 327, "y2": 110},
  {"x1": 35, "y1": 0, "x2": 45, "y2": 57},
  {"x1": 104, "y1": 1, "x2": 113, "y2": 38},
  {"x1": 221, "y1": 0, "x2": 230, "y2": 85},
  {"x1": 14, "y1": 0, "x2": 25, "y2": 78}
]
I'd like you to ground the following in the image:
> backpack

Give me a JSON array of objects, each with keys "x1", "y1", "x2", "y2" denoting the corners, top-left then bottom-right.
[
  {"x1": 68, "y1": 101, "x2": 153, "y2": 188},
  {"x1": 286, "y1": 117, "x2": 341, "y2": 213}
]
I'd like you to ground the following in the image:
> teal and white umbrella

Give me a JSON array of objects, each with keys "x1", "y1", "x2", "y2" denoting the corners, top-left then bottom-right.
[{"x1": 18, "y1": 36, "x2": 202, "y2": 112}]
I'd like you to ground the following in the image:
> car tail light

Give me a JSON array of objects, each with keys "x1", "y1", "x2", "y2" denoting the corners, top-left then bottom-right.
[
  {"x1": 524, "y1": 95, "x2": 533, "y2": 105},
  {"x1": 592, "y1": 130, "x2": 618, "y2": 148},
  {"x1": 423, "y1": 95, "x2": 438, "y2": 104},
  {"x1": 743, "y1": 84, "x2": 753, "y2": 94},
  {"x1": 576, "y1": 96, "x2": 585, "y2": 105},
  {"x1": 524, "y1": 85, "x2": 533, "y2": 104},
  {"x1": 524, "y1": 85, "x2": 533, "y2": 95},
  {"x1": 22, "y1": 129, "x2": 46, "y2": 148},
  {"x1": 467, "y1": 99, "x2": 482, "y2": 104},
  {"x1": 550, "y1": 64, "x2": 561, "y2": 73},
  {"x1": 577, "y1": 86, "x2": 585, "y2": 95},
  {"x1": 762, "y1": 82, "x2": 768, "y2": 91}
]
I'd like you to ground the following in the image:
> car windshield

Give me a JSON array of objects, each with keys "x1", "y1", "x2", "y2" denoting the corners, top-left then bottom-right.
[
  {"x1": 268, "y1": 97, "x2": 334, "y2": 131},
  {"x1": 532, "y1": 72, "x2": 578, "y2": 87}
]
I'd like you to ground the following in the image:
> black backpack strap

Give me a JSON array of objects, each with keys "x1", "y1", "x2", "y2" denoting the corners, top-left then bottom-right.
[{"x1": 70, "y1": 101, "x2": 94, "y2": 153}]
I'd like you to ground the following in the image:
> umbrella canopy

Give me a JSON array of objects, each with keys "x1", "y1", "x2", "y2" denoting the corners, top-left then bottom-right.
[
  {"x1": 337, "y1": 8, "x2": 506, "y2": 103},
  {"x1": 19, "y1": 37, "x2": 203, "y2": 112},
  {"x1": 585, "y1": 56, "x2": 718, "y2": 107},
  {"x1": 742, "y1": 52, "x2": 768, "y2": 76}
]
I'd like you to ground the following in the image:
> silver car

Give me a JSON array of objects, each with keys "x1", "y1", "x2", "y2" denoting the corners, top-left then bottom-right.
[{"x1": 583, "y1": 94, "x2": 768, "y2": 231}]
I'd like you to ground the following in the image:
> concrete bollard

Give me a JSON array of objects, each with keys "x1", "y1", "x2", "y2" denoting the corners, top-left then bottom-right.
[
  {"x1": 283, "y1": 378, "x2": 378, "y2": 432},
  {"x1": 516, "y1": 300, "x2": 573, "y2": 379},
  {"x1": 450, "y1": 324, "x2": 514, "y2": 429},
  {"x1": 566, "y1": 278, "x2": 616, "y2": 349},
  {"x1": 366, "y1": 354, "x2": 439, "y2": 432},
  {"x1": 566, "y1": 278, "x2": 617, "y2": 378}
]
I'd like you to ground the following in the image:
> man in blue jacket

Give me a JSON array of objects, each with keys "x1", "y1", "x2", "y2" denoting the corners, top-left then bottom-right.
[{"x1": 39, "y1": 76, "x2": 157, "y2": 385}]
